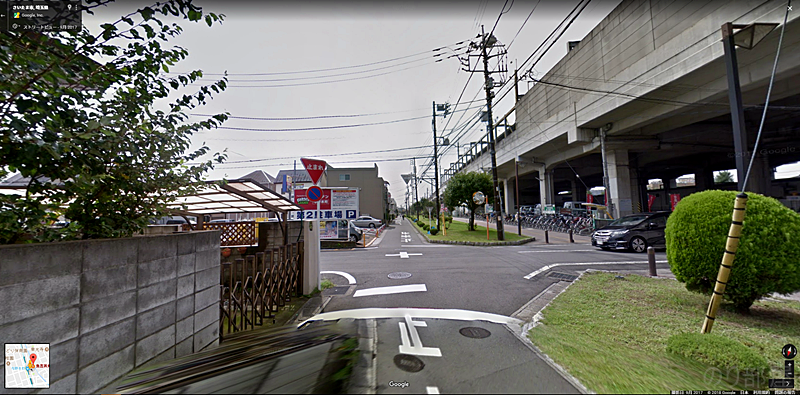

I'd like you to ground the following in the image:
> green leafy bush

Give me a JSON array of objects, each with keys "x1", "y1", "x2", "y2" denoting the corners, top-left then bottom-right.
[
  {"x1": 422, "y1": 224, "x2": 430, "y2": 231},
  {"x1": 667, "y1": 333, "x2": 769, "y2": 387},
  {"x1": 429, "y1": 227, "x2": 438, "y2": 235},
  {"x1": 666, "y1": 190, "x2": 800, "y2": 311}
]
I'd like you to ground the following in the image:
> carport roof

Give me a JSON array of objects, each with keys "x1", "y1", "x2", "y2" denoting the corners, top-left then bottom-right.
[{"x1": 168, "y1": 178, "x2": 302, "y2": 215}]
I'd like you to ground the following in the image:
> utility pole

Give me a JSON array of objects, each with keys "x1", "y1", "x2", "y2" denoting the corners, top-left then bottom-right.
[
  {"x1": 480, "y1": 25, "x2": 504, "y2": 240},
  {"x1": 413, "y1": 158, "x2": 419, "y2": 220},
  {"x1": 433, "y1": 101, "x2": 441, "y2": 231},
  {"x1": 515, "y1": 157, "x2": 521, "y2": 236}
]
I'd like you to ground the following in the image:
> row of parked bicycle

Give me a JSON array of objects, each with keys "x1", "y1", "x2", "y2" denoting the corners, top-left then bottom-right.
[{"x1": 473, "y1": 213, "x2": 596, "y2": 236}]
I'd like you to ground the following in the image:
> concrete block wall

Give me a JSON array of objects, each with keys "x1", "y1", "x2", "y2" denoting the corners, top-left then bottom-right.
[{"x1": 0, "y1": 230, "x2": 221, "y2": 394}]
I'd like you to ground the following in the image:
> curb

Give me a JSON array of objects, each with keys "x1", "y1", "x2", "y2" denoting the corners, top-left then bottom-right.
[
  {"x1": 408, "y1": 219, "x2": 535, "y2": 246},
  {"x1": 291, "y1": 294, "x2": 332, "y2": 326}
]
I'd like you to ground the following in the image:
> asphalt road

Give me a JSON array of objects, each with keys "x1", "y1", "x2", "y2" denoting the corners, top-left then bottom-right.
[{"x1": 317, "y1": 218, "x2": 671, "y2": 393}]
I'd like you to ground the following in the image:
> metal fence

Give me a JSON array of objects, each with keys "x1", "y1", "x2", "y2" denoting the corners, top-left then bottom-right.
[{"x1": 219, "y1": 242, "x2": 304, "y2": 341}]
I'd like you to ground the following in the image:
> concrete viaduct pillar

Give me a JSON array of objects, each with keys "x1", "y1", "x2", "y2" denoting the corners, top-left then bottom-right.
[
  {"x1": 608, "y1": 149, "x2": 634, "y2": 217},
  {"x1": 503, "y1": 178, "x2": 515, "y2": 214}
]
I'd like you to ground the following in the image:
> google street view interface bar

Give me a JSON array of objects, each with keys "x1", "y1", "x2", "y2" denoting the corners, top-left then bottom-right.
[{"x1": 0, "y1": 0, "x2": 82, "y2": 33}]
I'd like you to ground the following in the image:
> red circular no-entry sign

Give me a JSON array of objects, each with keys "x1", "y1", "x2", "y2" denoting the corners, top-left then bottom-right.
[{"x1": 307, "y1": 186, "x2": 323, "y2": 202}]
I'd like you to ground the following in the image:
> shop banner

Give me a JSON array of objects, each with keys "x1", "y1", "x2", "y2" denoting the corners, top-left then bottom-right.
[
  {"x1": 647, "y1": 194, "x2": 656, "y2": 211},
  {"x1": 670, "y1": 193, "x2": 681, "y2": 211}
]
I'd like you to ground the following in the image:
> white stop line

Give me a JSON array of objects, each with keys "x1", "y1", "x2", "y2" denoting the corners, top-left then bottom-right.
[{"x1": 523, "y1": 260, "x2": 669, "y2": 280}]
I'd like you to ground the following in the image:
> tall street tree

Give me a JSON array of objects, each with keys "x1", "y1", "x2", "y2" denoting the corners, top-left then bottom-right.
[
  {"x1": 0, "y1": 0, "x2": 229, "y2": 243},
  {"x1": 443, "y1": 171, "x2": 493, "y2": 231}
]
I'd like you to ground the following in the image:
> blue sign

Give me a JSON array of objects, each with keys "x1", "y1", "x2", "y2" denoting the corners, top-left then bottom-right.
[{"x1": 307, "y1": 186, "x2": 323, "y2": 202}]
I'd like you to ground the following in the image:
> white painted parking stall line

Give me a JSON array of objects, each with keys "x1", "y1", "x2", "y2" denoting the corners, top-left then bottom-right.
[
  {"x1": 386, "y1": 251, "x2": 423, "y2": 259},
  {"x1": 320, "y1": 270, "x2": 357, "y2": 285},
  {"x1": 523, "y1": 260, "x2": 669, "y2": 279},
  {"x1": 353, "y1": 284, "x2": 427, "y2": 298}
]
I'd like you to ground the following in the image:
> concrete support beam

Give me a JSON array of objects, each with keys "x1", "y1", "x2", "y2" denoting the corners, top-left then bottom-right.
[
  {"x1": 608, "y1": 149, "x2": 634, "y2": 217},
  {"x1": 539, "y1": 167, "x2": 556, "y2": 205}
]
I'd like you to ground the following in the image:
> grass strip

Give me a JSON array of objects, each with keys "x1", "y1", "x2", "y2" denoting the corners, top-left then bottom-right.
[{"x1": 528, "y1": 272, "x2": 800, "y2": 393}]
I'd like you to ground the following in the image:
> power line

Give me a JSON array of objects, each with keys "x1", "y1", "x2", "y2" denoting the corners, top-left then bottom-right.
[
  {"x1": 192, "y1": 57, "x2": 433, "y2": 83},
  {"x1": 507, "y1": 0, "x2": 541, "y2": 51},
  {"x1": 189, "y1": 62, "x2": 432, "y2": 88},
  {"x1": 188, "y1": 103, "x2": 484, "y2": 122},
  {"x1": 172, "y1": 39, "x2": 472, "y2": 77},
  {"x1": 213, "y1": 144, "x2": 434, "y2": 165},
  {"x1": 210, "y1": 115, "x2": 430, "y2": 132}
]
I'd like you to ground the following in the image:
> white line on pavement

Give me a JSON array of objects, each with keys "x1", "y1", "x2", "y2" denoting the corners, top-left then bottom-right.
[
  {"x1": 523, "y1": 260, "x2": 669, "y2": 279},
  {"x1": 320, "y1": 270, "x2": 357, "y2": 285},
  {"x1": 353, "y1": 284, "x2": 427, "y2": 297},
  {"x1": 426, "y1": 387, "x2": 440, "y2": 394},
  {"x1": 386, "y1": 252, "x2": 423, "y2": 259},
  {"x1": 299, "y1": 307, "x2": 523, "y2": 327},
  {"x1": 518, "y1": 250, "x2": 597, "y2": 253}
]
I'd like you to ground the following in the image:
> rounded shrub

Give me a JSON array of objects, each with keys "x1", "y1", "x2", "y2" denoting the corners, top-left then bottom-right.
[
  {"x1": 667, "y1": 332, "x2": 769, "y2": 387},
  {"x1": 429, "y1": 227, "x2": 438, "y2": 235},
  {"x1": 422, "y1": 224, "x2": 430, "y2": 231},
  {"x1": 666, "y1": 190, "x2": 800, "y2": 311}
]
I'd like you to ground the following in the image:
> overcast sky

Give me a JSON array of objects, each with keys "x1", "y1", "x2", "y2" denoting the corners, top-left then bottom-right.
[{"x1": 84, "y1": 0, "x2": 799, "y2": 205}]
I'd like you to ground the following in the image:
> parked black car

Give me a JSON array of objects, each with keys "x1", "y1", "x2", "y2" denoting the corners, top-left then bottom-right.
[{"x1": 591, "y1": 211, "x2": 670, "y2": 253}]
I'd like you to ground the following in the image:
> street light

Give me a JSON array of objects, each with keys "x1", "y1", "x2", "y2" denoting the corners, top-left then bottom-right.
[{"x1": 721, "y1": 22, "x2": 778, "y2": 192}]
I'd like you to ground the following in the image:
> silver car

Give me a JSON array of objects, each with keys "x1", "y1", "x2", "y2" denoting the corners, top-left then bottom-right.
[{"x1": 351, "y1": 215, "x2": 382, "y2": 228}]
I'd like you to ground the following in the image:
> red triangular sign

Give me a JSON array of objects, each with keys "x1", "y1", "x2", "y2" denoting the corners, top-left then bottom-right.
[{"x1": 300, "y1": 157, "x2": 327, "y2": 185}]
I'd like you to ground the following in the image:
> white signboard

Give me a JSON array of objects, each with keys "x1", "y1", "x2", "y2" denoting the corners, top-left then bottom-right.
[{"x1": 292, "y1": 189, "x2": 359, "y2": 220}]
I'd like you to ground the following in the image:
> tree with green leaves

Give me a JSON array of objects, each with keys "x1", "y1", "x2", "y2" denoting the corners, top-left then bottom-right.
[
  {"x1": 714, "y1": 171, "x2": 734, "y2": 184},
  {"x1": 0, "y1": 0, "x2": 228, "y2": 243},
  {"x1": 411, "y1": 197, "x2": 435, "y2": 219},
  {"x1": 443, "y1": 171, "x2": 493, "y2": 231}
]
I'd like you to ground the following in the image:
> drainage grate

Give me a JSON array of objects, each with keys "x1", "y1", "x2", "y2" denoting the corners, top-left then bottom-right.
[
  {"x1": 324, "y1": 286, "x2": 349, "y2": 295},
  {"x1": 547, "y1": 271, "x2": 578, "y2": 282},
  {"x1": 459, "y1": 327, "x2": 491, "y2": 339},
  {"x1": 388, "y1": 272, "x2": 412, "y2": 280},
  {"x1": 394, "y1": 354, "x2": 425, "y2": 372}
]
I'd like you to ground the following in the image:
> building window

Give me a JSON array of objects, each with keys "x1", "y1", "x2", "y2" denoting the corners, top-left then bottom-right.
[{"x1": 340, "y1": 174, "x2": 350, "y2": 181}]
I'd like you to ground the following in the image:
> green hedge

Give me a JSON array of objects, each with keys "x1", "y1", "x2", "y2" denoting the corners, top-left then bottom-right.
[
  {"x1": 429, "y1": 227, "x2": 438, "y2": 235},
  {"x1": 665, "y1": 190, "x2": 800, "y2": 311},
  {"x1": 667, "y1": 333, "x2": 769, "y2": 387}
]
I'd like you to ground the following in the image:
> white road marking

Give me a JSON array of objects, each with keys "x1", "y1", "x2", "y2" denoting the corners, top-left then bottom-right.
[
  {"x1": 518, "y1": 250, "x2": 599, "y2": 253},
  {"x1": 353, "y1": 284, "x2": 427, "y2": 297},
  {"x1": 320, "y1": 270, "x2": 357, "y2": 285},
  {"x1": 394, "y1": 245, "x2": 453, "y2": 248},
  {"x1": 523, "y1": 260, "x2": 669, "y2": 279},
  {"x1": 299, "y1": 307, "x2": 523, "y2": 327},
  {"x1": 426, "y1": 387, "x2": 440, "y2": 394},
  {"x1": 386, "y1": 252, "x2": 423, "y2": 259},
  {"x1": 398, "y1": 315, "x2": 442, "y2": 357}
]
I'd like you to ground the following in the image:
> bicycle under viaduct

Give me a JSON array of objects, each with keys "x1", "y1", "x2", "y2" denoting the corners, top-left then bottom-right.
[{"x1": 444, "y1": 0, "x2": 800, "y2": 218}]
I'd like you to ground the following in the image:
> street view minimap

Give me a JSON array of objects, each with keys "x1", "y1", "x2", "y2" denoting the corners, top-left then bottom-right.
[{"x1": 1, "y1": 0, "x2": 799, "y2": 394}]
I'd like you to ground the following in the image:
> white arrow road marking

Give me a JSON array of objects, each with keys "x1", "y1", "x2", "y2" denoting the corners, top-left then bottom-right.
[
  {"x1": 353, "y1": 284, "x2": 427, "y2": 298},
  {"x1": 320, "y1": 270, "x2": 357, "y2": 285},
  {"x1": 385, "y1": 252, "x2": 423, "y2": 259},
  {"x1": 523, "y1": 260, "x2": 669, "y2": 279},
  {"x1": 298, "y1": 307, "x2": 523, "y2": 327},
  {"x1": 399, "y1": 315, "x2": 442, "y2": 357}
]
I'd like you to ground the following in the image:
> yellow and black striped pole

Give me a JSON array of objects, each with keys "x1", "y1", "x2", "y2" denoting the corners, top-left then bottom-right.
[{"x1": 701, "y1": 192, "x2": 748, "y2": 334}]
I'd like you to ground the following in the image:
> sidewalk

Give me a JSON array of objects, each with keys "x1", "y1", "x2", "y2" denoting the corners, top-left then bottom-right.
[{"x1": 452, "y1": 216, "x2": 592, "y2": 244}]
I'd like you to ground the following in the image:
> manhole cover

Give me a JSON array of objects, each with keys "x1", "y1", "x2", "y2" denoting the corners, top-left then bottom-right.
[
  {"x1": 547, "y1": 271, "x2": 578, "y2": 282},
  {"x1": 388, "y1": 272, "x2": 412, "y2": 280},
  {"x1": 393, "y1": 354, "x2": 424, "y2": 372},
  {"x1": 324, "y1": 286, "x2": 349, "y2": 295},
  {"x1": 459, "y1": 327, "x2": 491, "y2": 339}
]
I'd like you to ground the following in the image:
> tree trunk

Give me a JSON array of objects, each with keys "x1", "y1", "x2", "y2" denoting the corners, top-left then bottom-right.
[{"x1": 469, "y1": 210, "x2": 475, "y2": 231}]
